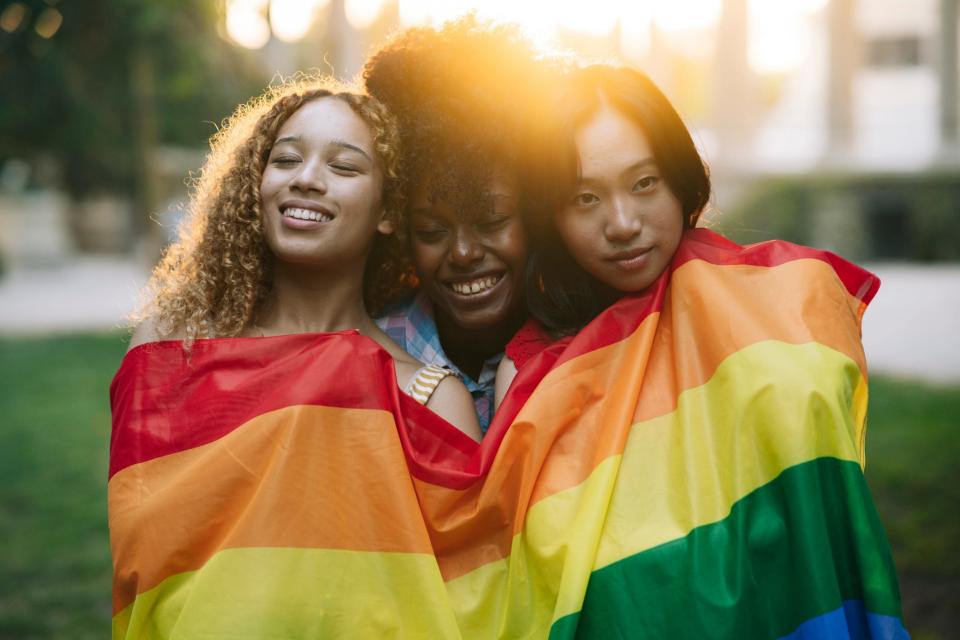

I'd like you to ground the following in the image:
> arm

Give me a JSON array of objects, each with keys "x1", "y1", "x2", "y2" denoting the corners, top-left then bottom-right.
[
  {"x1": 494, "y1": 355, "x2": 518, "y2": 411},
  {"x1": 426, "y1": 375, "x2": 483, "y2": 442}
]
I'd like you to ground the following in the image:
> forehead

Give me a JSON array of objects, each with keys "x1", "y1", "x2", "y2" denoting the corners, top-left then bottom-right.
[
  {"x1": 410, "y1": 170, "x2": 519, "y2": 206},
  {"x1": 274, "y1": 97, "x2": 374, "y2": 149},
  {"x1": 574, "y1": 105, "x2": 653, "y2": 173}
]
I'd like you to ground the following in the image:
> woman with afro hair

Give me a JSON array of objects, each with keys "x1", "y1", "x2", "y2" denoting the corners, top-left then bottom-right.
[{"x1": 365, "y1": 15, "x2": 561, "y2": 434}]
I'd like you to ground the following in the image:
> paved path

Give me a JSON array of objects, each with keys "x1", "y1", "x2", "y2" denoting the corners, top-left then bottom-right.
[
  {"x1": 1, "y1": 258, "x2": 958, "y2": 383},
  {"x1": 861, "y1": 263, "x2": 960, "y2": 383},
  {"x1": 0, "y1": 257, "x2": 148, "y2": 335}
]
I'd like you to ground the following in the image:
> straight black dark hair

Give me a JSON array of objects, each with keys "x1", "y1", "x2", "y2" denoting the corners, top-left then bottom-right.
[{"x1": 527, "y1": 65, "x2": 711, "y2": 336}]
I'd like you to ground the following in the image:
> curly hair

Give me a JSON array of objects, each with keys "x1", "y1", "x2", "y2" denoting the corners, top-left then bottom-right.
[
  {"x1": 363, "y1": 15, "x2": 563, "y2": 222},
  {"x1": 136, "y1": 76, "x2": 412, "y2": 345}
]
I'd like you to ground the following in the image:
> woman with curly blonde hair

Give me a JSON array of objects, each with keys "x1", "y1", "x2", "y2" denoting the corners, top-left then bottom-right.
[{"x1": 129, "y1": 76, "x2": 481, "y2": 438}]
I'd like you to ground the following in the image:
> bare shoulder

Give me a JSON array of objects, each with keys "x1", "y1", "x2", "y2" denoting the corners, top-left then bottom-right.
[
  {"x1": 427, "y1": 375, "x2": 483, "y2": 442},
  {"x1": 494, "y1": 355, "x2": 518, "y2": 411},
  {"x1": 128, "y1": 317, "x2": 184, "y2": 352}
]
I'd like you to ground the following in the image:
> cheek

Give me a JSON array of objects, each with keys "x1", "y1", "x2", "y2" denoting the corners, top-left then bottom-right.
[
  {"x1": 555, "y1": 214, "x2": 594, "y2": 264},
  {"x1": 656, "y1": 200, "x2": 685, "y2": 247},
  {"x1": 410, "y1": 242, "x2": 443, "y2": 280},
  {"x1": 498, "y1": 224, "x2": 529, "y2": 267},
  {"x1": 259, "y1": 168, "x2": 277, "y2": 195},
  {"x1": 357, "y1": 177, "x2": 384, "y2": 214}
]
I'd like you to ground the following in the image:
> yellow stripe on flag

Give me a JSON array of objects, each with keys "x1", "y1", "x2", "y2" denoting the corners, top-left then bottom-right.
[{"x1": 113, "y1": 547, "x2": 459, "y2": 639}]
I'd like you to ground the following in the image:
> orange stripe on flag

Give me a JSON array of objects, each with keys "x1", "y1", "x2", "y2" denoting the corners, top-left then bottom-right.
[{"x1": 109, "y1": 405, "x2": 431, "y2": 613}]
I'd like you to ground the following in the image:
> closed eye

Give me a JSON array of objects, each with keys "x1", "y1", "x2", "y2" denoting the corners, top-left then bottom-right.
[
  {"x1": 413, "y1": 225, "x2": 448, "y2": 243},
  {"x1": 330, "y1": 162, "x2": 361, "y2": 174},
  {"x1": 476, "y1": 214, "x2": 512, "y2": 232},
  {"x1": 270, "y1": 155, "x2": 300, "y2": 166}
]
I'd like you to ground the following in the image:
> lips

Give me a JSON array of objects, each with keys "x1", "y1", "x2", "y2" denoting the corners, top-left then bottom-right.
[
  {"x1": 607, "y1": 246, "x2": 653, "y2": 270},
  {"x1": 445, "y1": 273, "x2": 503, "y2": 296}
]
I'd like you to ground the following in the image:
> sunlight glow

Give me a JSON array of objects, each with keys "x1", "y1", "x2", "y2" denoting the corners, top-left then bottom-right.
[
  {"x1": 223, "y1": 0, "x2": 831, "y2": 78},
  {"x1": 471, "y1": 0, "x2": 556, "y2": 48},
  {"x1": 0, "y1": 2, "x2": 27, "y2": 33},
  {"x1": 345, "y1": 0, "x2": 385, "y2": 30},
  {"x1": 34, "y1": 7, "x2": 63, "y2": 39},
  {"x1": 619, "y1": 1, "x2": 655, "y2": 61},
  {"x1": 226, "y1": 0, "x2": 271, "y2": 49},
  {"x1": 398, "y1": 0, "x2": 462, "y2": 27},
  {"x1": 397, "y1": 0, "x2": 645, "y2": 50},
  {"x1": 554, "y1": 0, "x2": 619, "y2": 37},
  {"x1": 795, "y1": 0, "x2": 829, "y2": 12},
  {"x1": 269, "y1": 0, "x2": 320, "y2": 43},
  {"x1": 748, "y1": 0, "x2": 822, "y2": 74},
  {"x1": 654, "y1": 0, "x2": 721, "y2": 32}
]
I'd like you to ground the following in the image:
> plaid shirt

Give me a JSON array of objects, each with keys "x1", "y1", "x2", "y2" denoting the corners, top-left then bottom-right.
[{"x1": 376, "y1": 293, "x2": 502, "y2": 433}]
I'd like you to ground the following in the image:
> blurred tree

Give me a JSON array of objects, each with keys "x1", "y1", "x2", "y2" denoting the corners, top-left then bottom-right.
[{"x1": 0, "y1": 0, "x2": 264, "y2": 251}]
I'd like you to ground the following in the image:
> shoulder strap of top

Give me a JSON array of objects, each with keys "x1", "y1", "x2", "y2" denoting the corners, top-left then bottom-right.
[{"x1": 403, "y1": 364, "x2": 455, "y2": 406}]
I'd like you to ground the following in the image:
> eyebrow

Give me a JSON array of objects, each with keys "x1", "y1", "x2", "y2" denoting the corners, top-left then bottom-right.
[
  {"x1": 271, "y1": 136, "x2": 373, "y2": 162},
  {"x1": 625, "y1": 157, "x2": 658, "y2": 173},
  {"x1": 329, "y1": 139, "x2": 373, "y2": 162},
  {"x1": 578, "y1": 157, "x2": 658, "y2": 185},
  {"x1": 409, "y1": 207, "x2": 443, "y2": 219}
]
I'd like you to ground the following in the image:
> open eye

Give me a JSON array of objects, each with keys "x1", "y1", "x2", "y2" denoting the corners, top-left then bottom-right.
[
  {"x1": 633, "y1": 176, "x2": 659, "y2": 192},
  {"x1": 573, "y1": 192, "x2": 600, "y2": 206}
]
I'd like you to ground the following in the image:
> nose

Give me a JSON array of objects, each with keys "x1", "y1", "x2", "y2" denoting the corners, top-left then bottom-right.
[
  {"x1": 603, "y1": 196, "x2": 642, "y2": 243},
  {"x1": 289, "y1": 159, "x2": 327, "y2": 194},
  {"x1": 449, "y1": 226, "x2": 484, "y2": 268}
]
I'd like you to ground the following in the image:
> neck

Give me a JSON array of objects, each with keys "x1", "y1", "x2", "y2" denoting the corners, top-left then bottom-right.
[
  {"x1": 435, "y1": 307, "x2": 525, "y2": 381},
  {"x1": 255, "y1": 260, "x2": 375, "y2": 336}
]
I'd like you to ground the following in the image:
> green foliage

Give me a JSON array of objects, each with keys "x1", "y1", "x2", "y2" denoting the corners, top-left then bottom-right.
[
  {"x1": 0, "y1": 0, "x2": 263, "y2": 197},
  {"x1": 716, "y1": 172, "x2": 960, "y2": 261}
]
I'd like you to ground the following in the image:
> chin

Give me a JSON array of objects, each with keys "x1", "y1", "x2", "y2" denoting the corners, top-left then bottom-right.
[
  {"x1": 447, "y1": 302, "x2": 514, "y2": 332},
  {"x1": 616, "y1": 276, "x2": 657, "y2": 294}
]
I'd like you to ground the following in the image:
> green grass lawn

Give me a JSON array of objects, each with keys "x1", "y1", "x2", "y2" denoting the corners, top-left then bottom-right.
[
  {"x1": 0, "y1": 333, "x2": 127, "y2": 639},
  {"x1": 864, "y1": 377, "x2": 960, "y2": 640},
  {"x1": 0, "y1": 332, "x2": 957, "y2": 638}
]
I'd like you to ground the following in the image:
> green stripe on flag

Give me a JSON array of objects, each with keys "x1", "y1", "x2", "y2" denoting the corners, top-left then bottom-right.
[{"x1": 550, "y1": 457, "x2": 902, "y2": 640}]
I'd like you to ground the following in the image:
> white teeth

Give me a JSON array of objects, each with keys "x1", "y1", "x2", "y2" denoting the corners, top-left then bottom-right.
[
  {"x1": 451, "y1": 275, "x2": 501, "y2": 295},
  {"x1": 284, "y1": 207, "x2": 332, "y2": 222}
]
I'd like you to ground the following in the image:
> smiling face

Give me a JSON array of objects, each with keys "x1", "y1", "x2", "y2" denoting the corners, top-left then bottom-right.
[
  {"x1": 555, "y1": 104, "x2": 684, "y2": 294},
  {"x1": 408, "y1": 172, "x2": 528, "y2": 331},
  {"x1": 259, "y1": 97, "x2": 392, "y2": 270}
]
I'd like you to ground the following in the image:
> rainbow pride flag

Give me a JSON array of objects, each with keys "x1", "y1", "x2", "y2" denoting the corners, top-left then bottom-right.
[{"x1": 109, "y1": 229, "x2": 907, "y2": 638}]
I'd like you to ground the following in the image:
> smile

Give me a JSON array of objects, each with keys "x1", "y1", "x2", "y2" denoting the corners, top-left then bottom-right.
[
  {"x1": 447, "y1": 274, "x2": 503, "y2": 296},
  {"x1": 283, "y1": 207, "x2": 334, "y2": 222}
]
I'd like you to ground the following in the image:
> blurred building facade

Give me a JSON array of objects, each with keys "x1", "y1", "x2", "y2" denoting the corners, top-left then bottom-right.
[{"x1": 0, "y1": 0, "x2": 958, "y2": 268}]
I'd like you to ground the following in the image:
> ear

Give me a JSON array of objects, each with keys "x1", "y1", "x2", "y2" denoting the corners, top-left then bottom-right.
[{"x1": 377, "y1": 210, "x2": 394, "y2": 235}]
